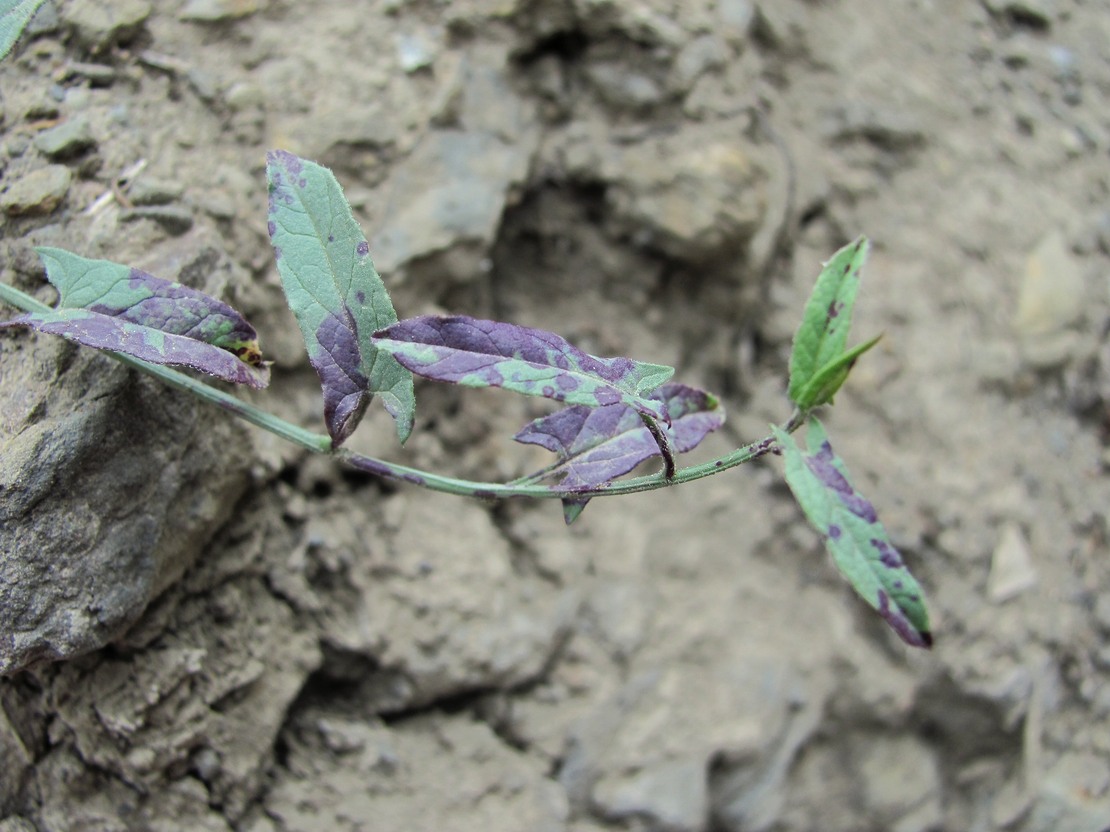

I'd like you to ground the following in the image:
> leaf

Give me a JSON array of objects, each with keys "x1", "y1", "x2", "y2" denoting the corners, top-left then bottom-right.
[
  {"x1": 373, "y1": 315, "x2": 673, "y2": 408},
  {"x1": 796, "y1": 332, "x2": 883, "y2": 408},
  {"x1": 0, "y1": 0, "x2": 48, "y2": 61},
  {"x1": 788, "y1": 236, "x2": 871, "y2": 411},
  {"x1": 266, "y1": 150, "x2": 415, "y2": 446},
  {"x1": 0, "y1": 248, "x2": 270, "y2": 388},
  {"x1": 514, "y1": 381, "x2": 724, "y2": 523},
  {"x1": 773, "y1": 417, "x2": 932, "y2": 648}
]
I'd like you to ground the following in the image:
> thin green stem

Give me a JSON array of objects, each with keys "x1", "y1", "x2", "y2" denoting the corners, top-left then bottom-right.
[{"x1": 1, "y1": 279, "x2": 803, "y2": 501}]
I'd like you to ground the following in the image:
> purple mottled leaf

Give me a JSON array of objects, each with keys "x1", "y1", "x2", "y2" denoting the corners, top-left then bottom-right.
[
  {"x1": 373, "y1": 315, "x2": 673, "y2": 413},
  {"x1": 774, "y1": 417, "x2": 931, "y2": 648},
  {"x1": 267, "y1": 151, "x2": 414, "y2": 446},
  {"x1": 514, "y1": 382, "x2": 724, "y2": 523},
  {"x1": 1, "y1": 247, "x2": 270, "y2": 386},
  {"x1": 0, "y1": 309, "x2": 270, "y2": 388},
  {"x1": 36, "y1": 247, "x2": 266, "y2": 366}
]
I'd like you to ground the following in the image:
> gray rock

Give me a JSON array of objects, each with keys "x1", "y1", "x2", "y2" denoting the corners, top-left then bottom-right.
[
  {"x1": 0, "y1": 164, "x2": 71, "y2": 215},
  {"x1": 1015, "y1": 230, "x2": 1085, "y2": 336},
  {"x1": 586, "y1": 62, "x2": 666, "y2": 111},
  {"x1": 63, "y1": 0, "x2": 151, "y2": 52},
  {"x1": 266, "y1": 714, "x2": 568, "y2": 832},
  {"x1": 121, "y1": 204, "x2": 195, "y2": 234},
  {"x1": 987, "y1": 522, "x2": 1038, "y2": 603},
  {"x1": 179, "y1": 0, "x2": 266, "y2": 22},
  {"x1": 0, "y1": 343, "x2": 252, "y2": 676},
  {"x1": 603, "y1": 129, "x2": 766, "y2": 262},
  {"x1": 128, "y1": 176, "x2": 185, "y2": 206},
  {"x1": 32, "y1": 115, "x2": 96, "y2": 159},
  {"x1": 370, "y1": 129, "x2": 534, "y2": 276},
  {"x1": 593, "y1": 757, "x2": 708, "y2": 831},
  {"x1": 982, "y1": 0, "x2": 1055, "y2": 27}
]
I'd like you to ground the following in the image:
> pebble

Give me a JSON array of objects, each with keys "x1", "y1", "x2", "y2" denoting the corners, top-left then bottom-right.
[
  {"x1": 64, "y1": 61, "x2": 118, "y2": 86},
  {"x1": 128, "y1": 176, "x2": 184, "y2": 206},
  {"x1": 1014, "y1": 230, "x2": 1085, "y2": 336},
  {"x1": 987, "y1": 523, "x2": 1038, "y2": 603},
  {"x1": 586, "y1": 62, "x2": 665, "y2": 111},
  {"x1": 593, "y1": 757, "x2": 707, "y2": 832},
  {"x1": 673, "y1": 35, "x2": 729, "y2": 91},
  {"x1": 32, "y1": 115, "x2": 95, "y2": 159},
  {"x1": 121, "y1": 205, "x2": 194, "y2": 234},
  {"x1": 64, "y1": 0, "x2": 151, "y2": 52},
  {"x1": 983, "y1": 0, "x2": 1055, "y2": 27},
  {"x1": 0, "y1": 164, "x2": 71, "y2": 215},
  {"x1": 179, "y1": 0, "x2": 265, "y2": 22},
  {"x1": 395, "y1": 29, "x2": 438, "y2": 73}
]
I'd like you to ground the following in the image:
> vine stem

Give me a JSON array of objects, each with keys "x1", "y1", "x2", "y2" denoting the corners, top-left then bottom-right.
[{"x1": 0, "y1": 280, "x2": 803, "y2": 501}]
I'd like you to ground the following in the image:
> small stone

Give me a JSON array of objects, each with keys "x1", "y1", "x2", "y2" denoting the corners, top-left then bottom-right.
[
  {"x1": 121, "y1": 205, "x2": 194, "y2": 234},
  {"x1": 395, "y1": 29, "x2": 439, "y2": 73},
  {"x1": 0, "y1": 164, "x2": 71, "y2": 215},
  {"x1": 179, "y1": 0, "x2": 265, "y2": 22},
  {"x1": 987, "y1": 523, "x2": 1038, "y2": 603},
  {"x1": 586, "y1": 63, "x2": 665, "y2": 111},
  {"x1": 718, "y1": 0, "x2": 755, "y2": 34},
  {"x1": 64, "y1": 0, "x2": 151, "y2": 52},
  {"x1": 65, "y1": 61, "x2": 118, "y2": 86},
  {"x1": 983, "y1": 0, "x2": 1055, "y2": 27},
  {"x1": 128, "y1": 177, "x2": 184, "y2": 206},
  {"x1": 32, "y1": 115, "x2": 96, "y2": 159},
  {"x1": 673, "y1": 35, "x2": 729, "y2": 91},
  {"x1": 1015, "y1": 230, "x2": 1085, "y2": 336},
  {"x1": 593, "y1": 757, "x2": 708, "y2": 832}
]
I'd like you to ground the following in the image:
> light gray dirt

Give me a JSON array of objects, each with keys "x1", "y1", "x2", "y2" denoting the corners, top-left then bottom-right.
[{"x1": 1, "y1": 1, "x2": 1109, "y2": 831}]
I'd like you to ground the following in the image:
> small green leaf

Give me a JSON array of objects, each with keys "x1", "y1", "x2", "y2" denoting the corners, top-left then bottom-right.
[
  {"x1": 788, "y1": 237, "x2": 871, "y2": 411},
  {"x1": 267, "y1": 150, "x2": 415, "y2": 446},
  {"x1": 774, "y1": 417, "x2": 932, "y2": 648},
  {"x1": 0, "y1": 0, "x2": 48, "y2": 61},
  {"x1": 793, "y1": 332, "x2": 882, "y2": 408}
]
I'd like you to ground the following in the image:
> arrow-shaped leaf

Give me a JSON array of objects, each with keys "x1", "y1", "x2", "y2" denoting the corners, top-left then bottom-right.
[
  {"x1": 788, "y1": 236, "x2": 871, "y2": 411},
  {"x1": 0, "y1": 0, "x2": 49, "y2": 61},
  {"x1": 0, "y1": 248, "x2": 269, "y2": 388},
  {"x1": 266, "y1": 150, "x2": 415, "y2": 446},
  {"x1": 514, "y1": 381, "x2": 724, "y2": 523},
  {"x1": 774, "y1": 417, "x2": 932, "y2": 648}
]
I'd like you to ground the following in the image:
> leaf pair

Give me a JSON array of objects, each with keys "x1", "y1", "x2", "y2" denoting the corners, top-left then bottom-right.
[
  {"x1": 370, "y1": 315, "x2": 720, "y2": 495},
  {"x1": 0, "y1": 248, "x2": 270, "y2": 389},
  {"x1": 512, "y1": 381, "x2": 724, "y2": 523},
  {"x1": 778, "y1": 238, "x2": 931, "y2": 648}
]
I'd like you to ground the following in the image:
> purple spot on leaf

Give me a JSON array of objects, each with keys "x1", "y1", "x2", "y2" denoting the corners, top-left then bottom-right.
[
  {"x1": 828, "y1": 523, "x2": 842, "y2": 540},
  {"x1": 877, "y1": 590, "x2": 931, "y2": 649},
  {"x1": 543, "y1": 385, "x2": 555, "y2": 397},
  {"x1": 267, "y1": 220, "x2": 276, "y2": 237},
  {"x1": 872, "y1": 538, "x2": 904, "y2": 569},
  {"x1": 357, "y1": 241, "x2": 369, "y2": 257},
  {"x1": 804, "y1": 442, "x2": 877, "y2": 523}
]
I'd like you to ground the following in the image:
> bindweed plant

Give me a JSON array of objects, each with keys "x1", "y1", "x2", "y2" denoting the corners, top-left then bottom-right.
[{"x1": 0, "y1": 151, "x2": 932, "y2": 649}]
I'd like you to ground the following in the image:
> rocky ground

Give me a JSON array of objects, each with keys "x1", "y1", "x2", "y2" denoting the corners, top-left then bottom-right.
[{"x1": 2, "y1": 1, "x2": 1109, "y2": 830}]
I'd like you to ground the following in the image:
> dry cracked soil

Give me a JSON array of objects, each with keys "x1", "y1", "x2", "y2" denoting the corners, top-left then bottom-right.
[{"x1": 1, "y1": 1, "x2": 1110, "y2": 831}]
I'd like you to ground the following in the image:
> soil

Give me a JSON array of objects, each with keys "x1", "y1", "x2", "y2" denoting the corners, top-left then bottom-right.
[{"x1": 1, "y1": 1, "x2": 1109, "y2": 831}]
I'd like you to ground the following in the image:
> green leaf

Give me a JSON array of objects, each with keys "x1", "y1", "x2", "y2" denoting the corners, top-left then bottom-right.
[
  {"x1": 0, "y1": 0, "x2": 48, "y2": 61},
  {"x1": 793, "y1": 332, "x2": 882, "y2": 408},
  {"x1": 266, "y1": 150, "x2": 415, "y2": 446},
  {"x1": 788, "y1": 236, "x2": 871, "y2": 410},
  {"x1": 774, "y1": 417, "x2": 932, "y2": 648}
]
